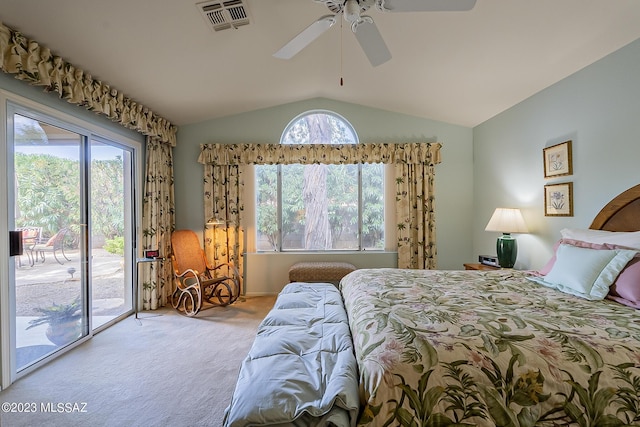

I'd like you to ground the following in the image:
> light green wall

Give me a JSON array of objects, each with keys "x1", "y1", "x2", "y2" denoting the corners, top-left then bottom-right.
[
  {"x1": 175, "y1": 98, "x2": 474, "y2": 292},
  {"x1": 472, "y1": 38, "x2": 640, "y2": 270}
]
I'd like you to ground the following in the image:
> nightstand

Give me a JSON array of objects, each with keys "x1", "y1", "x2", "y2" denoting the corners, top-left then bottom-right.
[{"x1": 463, "y1": 263, "x2": 500, "y2": 271}]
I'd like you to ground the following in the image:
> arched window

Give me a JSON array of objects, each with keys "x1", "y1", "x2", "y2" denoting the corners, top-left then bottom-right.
[{"x1": 255, "y1": 110, "x2": 384, "y2": 251}]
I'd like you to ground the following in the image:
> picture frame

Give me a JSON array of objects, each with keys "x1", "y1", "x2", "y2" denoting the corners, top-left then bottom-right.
[
  {"x1": 545, "y1": 182, "x2": 573, "y2": 216},
  {"x1": 543, "y1": 140, "x2": 572, "y2": 178}
]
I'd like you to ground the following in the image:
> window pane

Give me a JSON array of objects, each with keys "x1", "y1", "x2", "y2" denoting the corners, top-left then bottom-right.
[
  {"x1": 281, "y1": 164, "x2": 305, "y2": 250},
  {"x1": 327, "y1": 164, "x2": 358, "y2": 249},
  {"x1": 256, "y1": 164, "x2": 279, "y2": 251},
  {"x1": 280, "y1": 163, "x2": 360, "y2": 251},
  {"x1": 282, "y1": 113, "x2": 357, "y2": 145},
  {"x1": 362, "y1": 163, "x2": 384, "y2": 250}
]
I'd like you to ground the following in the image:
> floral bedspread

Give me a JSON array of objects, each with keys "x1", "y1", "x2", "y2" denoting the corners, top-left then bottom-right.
[{"x1": 340, "y1": 268, "x2": 640, "y2": 426}]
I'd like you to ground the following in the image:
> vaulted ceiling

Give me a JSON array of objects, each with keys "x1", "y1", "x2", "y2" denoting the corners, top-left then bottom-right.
[{"x1": 2, "y1": 0, "x2": 640, "y2": 127}]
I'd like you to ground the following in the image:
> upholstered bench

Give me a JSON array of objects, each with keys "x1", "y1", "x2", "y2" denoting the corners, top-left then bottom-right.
[{"x1": 288, "y1": 261, "x2": 357, "y2": 285}]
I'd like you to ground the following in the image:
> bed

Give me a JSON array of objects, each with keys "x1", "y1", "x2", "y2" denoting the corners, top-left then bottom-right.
[{"x1": 225, "y1": 184, "x2": 640, "y2": 426}]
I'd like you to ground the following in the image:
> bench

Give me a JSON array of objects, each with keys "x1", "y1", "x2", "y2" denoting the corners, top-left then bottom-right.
[{"x1": 288, "y1": 261, "x2": 356, "y2": 285}]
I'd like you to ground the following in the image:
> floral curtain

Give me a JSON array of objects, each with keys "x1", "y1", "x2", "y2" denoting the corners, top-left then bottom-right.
[
  {"x1": 395, "y1": 163, "x2": 437, "y2": 269},
  {"x1": 197, "y1": 142, "x2": 439, "y2": 166},
  {"x1": 203, "y1": 164, "x2": 244, "y2": 288},
  {"x1": 0, "y1": 22, "x2": 176, "y2": 145},
  {"x1": 140, "y1": 137, "x2": 175, "y2": 310},
  {"x1": 198, "y1": 142, "x2": 441, "y2": 270}
]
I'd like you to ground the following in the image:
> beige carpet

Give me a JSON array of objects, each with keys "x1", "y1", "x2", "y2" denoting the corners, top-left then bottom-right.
[{"x1": 0, "y1": 296, "x2": 276, "y2": 427}]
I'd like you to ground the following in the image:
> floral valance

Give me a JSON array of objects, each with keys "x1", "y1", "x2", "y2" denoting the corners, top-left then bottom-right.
[
  {"x1": 197, "y1": 142, "x2": 441, "y2": 166},
  {"x1": 0, "y1": 22, "x2": 177, "y2": 146}
]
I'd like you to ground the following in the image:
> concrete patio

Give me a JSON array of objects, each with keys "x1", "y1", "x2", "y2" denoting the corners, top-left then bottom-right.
[
  {"x1": 15, "y1": 248, "x2": 126, "y2": 316},
  {"x1": 14, "y1": 248, "x2": 129, "y2": 367}
]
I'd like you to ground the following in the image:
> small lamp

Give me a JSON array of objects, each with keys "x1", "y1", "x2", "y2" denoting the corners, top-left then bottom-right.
[
  {"x1": 484, "y1": 208, "x2": 528, "y2": 268},
  {"x1": 205, "y1": 217, "x2": 226, "y2": 260}
]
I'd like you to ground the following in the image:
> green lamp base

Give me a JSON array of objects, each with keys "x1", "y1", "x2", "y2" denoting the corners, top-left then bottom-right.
[{"x1": 496, "y1": 233, "x2": 517, "y2": 268}]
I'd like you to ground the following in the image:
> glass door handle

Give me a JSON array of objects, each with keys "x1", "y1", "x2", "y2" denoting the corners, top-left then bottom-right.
[{"x1": 9, "y1": 230, "x2": 24, "y2": 256}]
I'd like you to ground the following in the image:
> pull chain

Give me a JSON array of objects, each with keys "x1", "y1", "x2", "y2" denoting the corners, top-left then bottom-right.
[{"x1": 340, "y1": 16, "x2": 344, "y2": 86}]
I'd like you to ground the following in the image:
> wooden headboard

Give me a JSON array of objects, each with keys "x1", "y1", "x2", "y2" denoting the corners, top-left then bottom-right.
[{"x1": 590, "y1": 183, "x2": 640, "y2": 231}]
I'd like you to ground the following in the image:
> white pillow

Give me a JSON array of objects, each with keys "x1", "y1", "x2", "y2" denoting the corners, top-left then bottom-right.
[
  {"x1": 560, "y1": 228, "x2": 640, "y2": 250},
  {"x1": 528, "y1": 244, "x2": 637, "y2": 300}
]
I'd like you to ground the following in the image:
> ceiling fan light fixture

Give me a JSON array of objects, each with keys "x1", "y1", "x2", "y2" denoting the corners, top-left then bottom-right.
[{"x1": 344, "y1": 0, "x2": 361, "y2": 23}]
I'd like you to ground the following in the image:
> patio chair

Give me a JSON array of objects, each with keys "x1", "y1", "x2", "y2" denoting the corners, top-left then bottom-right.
[
  {"x1": 170, "y1": 229, "x2": 241, "y2": 316},
  {"x1": 16, "y1": 226, "x2": 43, "y2": 267},
  {"x1": 32, "y1": 228, "x2": 71, "y2": 265}
]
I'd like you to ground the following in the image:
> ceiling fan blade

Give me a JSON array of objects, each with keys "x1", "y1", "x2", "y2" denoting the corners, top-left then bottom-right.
[
  {"x1": 377, "y1": 0, "x2": 477, "y2": 12},
  {"x1": 353, "y1": 19, "x2": 392, "y2": 67},
  {"x1": 273, "y1": 15, "x2": 337, "y2": 59}
]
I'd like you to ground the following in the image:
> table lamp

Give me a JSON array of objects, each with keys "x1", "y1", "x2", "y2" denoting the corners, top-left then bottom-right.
[{"x1": 484, "y1": 208, "x2": 528, "y2": 268}]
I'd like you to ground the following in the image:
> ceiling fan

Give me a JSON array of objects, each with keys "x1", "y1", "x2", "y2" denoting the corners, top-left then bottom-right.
[{"x1": 273, "y1": 0, "x2": 477, "y2": 67}]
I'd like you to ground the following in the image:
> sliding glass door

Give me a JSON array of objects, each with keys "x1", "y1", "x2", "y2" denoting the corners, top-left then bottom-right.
[
  {"x1": 11, "y1": 112, "x2": 89, "y2": 372},
  {"x1": 90, "y1": 139, "x2": 134, "y2": 329},
  {"x1": 7, "y1": 103, "x2": 137, "y2": 378}
]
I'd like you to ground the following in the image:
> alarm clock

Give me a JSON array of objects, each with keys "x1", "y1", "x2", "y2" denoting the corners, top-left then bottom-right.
[
  {"x1": 144, "y1": 249, "x2": 160, "y2": 259},
  {"x1": 479, "y1": 255, "x2": 500, "y2": 268}
]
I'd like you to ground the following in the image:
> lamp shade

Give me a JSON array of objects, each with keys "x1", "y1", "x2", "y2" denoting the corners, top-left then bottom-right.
[
  {"x1": 206, "y1": 217, "x2": 225, "y2": 226},
  {"x1": 484, "y1": 208, "x2": 528, "y2": 233},
  {"x1": 485, "y1": 208, "x2": 528, "y2": 268}
]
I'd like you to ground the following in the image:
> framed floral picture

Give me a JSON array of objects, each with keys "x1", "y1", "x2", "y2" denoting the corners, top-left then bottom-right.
[
  {"x1": 543, "y1": 140, "x2": 572, "y2": 178},
  {"x1": 545, "y1": 182, "x2": 573, "y2": 216}
]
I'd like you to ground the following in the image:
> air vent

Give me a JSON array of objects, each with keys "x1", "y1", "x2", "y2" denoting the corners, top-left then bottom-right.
[{"x1": 197, "y1": 0, "x2": 250, "y2": 32}]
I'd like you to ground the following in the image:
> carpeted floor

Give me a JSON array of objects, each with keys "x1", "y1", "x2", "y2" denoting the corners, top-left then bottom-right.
[{"x1": 0, "y1": 296, "x2": 276, "y2": 427}]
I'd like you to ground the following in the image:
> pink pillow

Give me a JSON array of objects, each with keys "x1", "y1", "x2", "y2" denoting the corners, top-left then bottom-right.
[
  {"x1": 537, "y1": 240, "x2": 561, "y2": 276},
  {"x1": 606, "y1": 255, "x2": 640, "y2": 308}
]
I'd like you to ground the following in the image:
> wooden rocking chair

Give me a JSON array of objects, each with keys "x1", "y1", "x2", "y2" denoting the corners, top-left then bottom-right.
[{"x1": 170, "y1": 229, "x2": 241, "y2": 316}]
